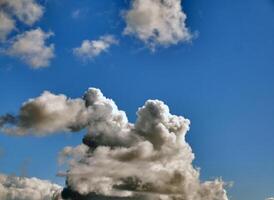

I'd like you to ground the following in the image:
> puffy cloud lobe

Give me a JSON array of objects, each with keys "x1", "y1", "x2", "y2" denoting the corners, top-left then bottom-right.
[
  {"x1": 0, "y1": 88, "x2": 229, "y2": 199},
  {"x1": 6, "y1": 28, "x2": 55, "y2": 68},
  {"x1": 0, "y1": 0, "x2": 43, "y2": 25},
  {"x1": 0, "y1": 91, "x2": 86, "y2": 135},
  {"x1": 73, "y1": 35, "x2": 118, "y2": 59},
  {"x1": 0, "y1": 0, "x2": 43, "y2": 41},
  {"x1": 0, "y1": 11, "x2": 15, "y2": 41},
  {"x1": 0, "y1": 174, "x2": 62, "y2": 200},
  {"x1": 123, "y1": 0, "x2": 192, "y2": 49}
]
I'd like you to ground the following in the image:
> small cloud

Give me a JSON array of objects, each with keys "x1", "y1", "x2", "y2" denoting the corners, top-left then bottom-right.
[
  {"x1": 71, "y1": 9, "x2": 81, "y2": 19},
  {"x1": 123, "y1": 0, "x2": 193, "y2": 50},
  {"x1": 71, "y1": 8, "x2": 89, "y2": 19},
  {"x1": 73, "y1": 35, "x2": 118, "y2": 60},
  {"x1": 6, "y1": 28, "x2": 55, "y2": 69}
]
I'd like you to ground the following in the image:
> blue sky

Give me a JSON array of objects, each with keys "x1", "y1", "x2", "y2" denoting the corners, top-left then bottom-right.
[{"x1": 1, "y1": 0, "x2": 274, "y2": 200}]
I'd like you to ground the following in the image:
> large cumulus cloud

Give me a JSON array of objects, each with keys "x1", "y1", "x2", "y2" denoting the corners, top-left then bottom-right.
[
  {"x1": 123, "y1": 0, "x2": 193, "y2": 49},
  {"x1": 0, "y1": 87, "x2": 229, "y2": 200},
  {"x1": 0, "y1": 174, "x2": 62, "y2": 200}
]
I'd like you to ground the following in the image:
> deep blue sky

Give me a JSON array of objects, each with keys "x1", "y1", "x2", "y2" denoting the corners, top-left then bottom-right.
[{"x1": 1, "y1": 0, "x2": 274, "y2": 200}]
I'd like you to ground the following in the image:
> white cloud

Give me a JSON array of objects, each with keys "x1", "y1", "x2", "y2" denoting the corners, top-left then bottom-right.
[
  {"x1": 0, "y1": 11, "x2": 15, "y2": 41},
  {"x1": 266, "y1": 198, "x2": 274, "y2": 200},
  {"x1": 0, "y1": 0, "x2": 43, "y2": 25},
  {"x1": 6, "y1": 28, "x2": 55, "y2": 68},
  {"x1": 123, "y1": 0, "x2": 192, "y2": 49},
  {"x1": 73, "y1": 35, "x2": 118, "y2": 60},
  {"x1": 0, "y1": 174, "x2": 62, "y2": 200},
  {"x1": 0, "y1": 90, "x2": 86, "y2": 135},
  {"x1": 0, "y1": 87, "x2": 230, "y2": 200}
]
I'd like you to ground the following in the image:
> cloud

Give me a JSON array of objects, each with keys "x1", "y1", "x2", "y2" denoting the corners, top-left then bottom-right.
[
  {"x1": 6, "y1": 28, "x2": 55, "y2": 68},
  {"x1": 73, "y1": 35, "x2": 118, "y2": 60},
  {"x1": 266, "y1": 198, "x2": 274, "y2": 200},
  {"x1": 0, "y1": 11, "x2": 15, "y2": 41},
  {"x1": 0, "y1": 87, "x2": 229, "y2": 200},
  {"x1": 0, "y1": 0, "x2": 43, "y2": 41},
  {"x1": 0, "y1": 0, "x2": 43, "y2": 25},
  {"x1": 123, "y1": 0, "x2": 193, "y2": 49},
  {"x1": 0, "y1": 91, "x2": 86, "y2": 135},
  {"x1": 0, "y1": 174, "x2": 62, "y2": 200}
]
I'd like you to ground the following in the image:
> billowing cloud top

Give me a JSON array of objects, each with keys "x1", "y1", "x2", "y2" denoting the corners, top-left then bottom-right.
[
  {"x1": 123, "y1": 0, "x2": 192, "y2": 49},
  {"x1": 0, "y1": 87, "x2": 229, "y2": 200},
  {"x1": 0, "y1": 174, "x2": 62, "y2": 200}
]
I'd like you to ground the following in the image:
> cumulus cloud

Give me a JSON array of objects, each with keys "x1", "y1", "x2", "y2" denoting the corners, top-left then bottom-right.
[
  {"x1": 0, "y1": 0, "x2": 43, "y2": 41},
  {"x1": 0, "y1": 174, "x2": 62, "y2": 200},
  {"x1": 73, "y1": 35, "x2": 118, "y2": 60},
  {"x1": 0, "y1": 87, "x2": 229, "y2": 200},
  {"x1": 6, "y1": 28, "x2": 55, "y2": 68},
  {"x1": 123, "y1": 0, "x2": 193, "y2": 49},
  {"x1": 0, "y1": 0, "x2": 43, "y2": 25},
  {"x1": 0, "y1": 11, "x2": 15, "y2": 41},
  {"x1": 266, "y1": 198, "x2": 274, "y2": 200},
  {"x1": 0, "y1": 91, "x2": 86, "y2": 135}
]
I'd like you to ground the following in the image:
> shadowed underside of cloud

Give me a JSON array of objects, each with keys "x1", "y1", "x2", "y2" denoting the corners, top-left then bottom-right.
[
  {"x1": 0, "y1": 174, "x2": 62, "y2": 200},
  {"x1": 0, "y1": 87, "x2": 229, "y2": 200},
  {"x1": 123, "y1": 0, "x2": 193, "y2": 50}
]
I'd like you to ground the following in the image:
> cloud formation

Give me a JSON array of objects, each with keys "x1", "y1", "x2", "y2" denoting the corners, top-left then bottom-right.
[
  {"x1": 0, "y1": 88, "x2": 229, "y2": 200},
  {"x1": 0, "y1": 11, "x2": 15, "y2": 41},
  {"x1": 0, "y1": 0, "x2": 43, "y2": 41},
  {"x1": 73, "y1": 35, "x2": 118, "y2": 60},
  {"x1": 0, "y1": 91, "x2": 85, "y2": 135},
  {"x1": 6, "y1": 28, "x2": 55, "y2": 68},
  {"x1": 123, "y1": 0, "x2": 192, "y2": 49},
  {"x1": 0, "y1": 174, "x2": 62, "y2": 200}
]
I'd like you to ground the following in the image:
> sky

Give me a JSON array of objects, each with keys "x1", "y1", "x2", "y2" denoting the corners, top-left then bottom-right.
[{"x1": 0, "y1": 0, "x2": 274, "y2": 200}]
